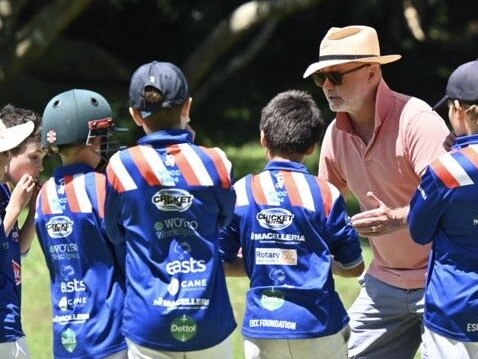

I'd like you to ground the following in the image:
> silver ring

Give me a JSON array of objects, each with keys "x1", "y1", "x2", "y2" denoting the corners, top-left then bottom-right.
[{"x1": 371, "y1": 226, "x2": 377, "y2": 233}]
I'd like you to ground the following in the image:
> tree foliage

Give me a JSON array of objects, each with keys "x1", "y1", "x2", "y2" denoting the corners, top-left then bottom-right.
[{"x1": 1, "y1": 0, "x2": 477, "y2": 146}]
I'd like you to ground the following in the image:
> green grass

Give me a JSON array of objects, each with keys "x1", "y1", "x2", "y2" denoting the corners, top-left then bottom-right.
[{"x1": 21, "y1": 237, "x2": 372, "y2": 359}]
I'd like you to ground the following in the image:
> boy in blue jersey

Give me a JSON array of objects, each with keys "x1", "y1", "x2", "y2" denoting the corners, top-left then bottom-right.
[
  {"x1": 35, "y1": 89, "x2": 127, "y2": 359},
  {"x1": 103, "y1": 61, "x2": 237, "y2": 359},
  {"x1": 219, "y1": 90, "x2": 364, "y2": 359},
  {"x1": 0, "y1": 119, "x2": 35, "y2": 358},
  {"x1": 1, "y1": 105, "x2": 45, "y2": 255},
  {"x1": 408, "y1": 60, "x2": 478, "y2": 359}
]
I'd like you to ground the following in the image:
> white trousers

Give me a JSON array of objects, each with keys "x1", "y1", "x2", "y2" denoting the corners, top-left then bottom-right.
[
  {"x1": 0, "y1": 337, "x2": 31, "y2": 359},
  {"x1": 243, "y1": 330, "x2": 347, "y2": 359},
  {"x1": 126, "y1": 335, "x2": 232, "y2": 359}
]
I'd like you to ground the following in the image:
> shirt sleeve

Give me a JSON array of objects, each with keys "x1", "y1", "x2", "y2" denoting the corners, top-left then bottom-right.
[
  {"x1": 404, "y1": 104, "x2": 449, "y2": 176},
  {"x1": 318, "y1": 122, "x2": 348, "y2": 193}
]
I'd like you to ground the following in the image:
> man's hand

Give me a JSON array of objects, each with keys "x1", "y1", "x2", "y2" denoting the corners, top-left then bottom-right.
[{"x1": 351, "y1": 191, "x2": 408, "y2": 237}]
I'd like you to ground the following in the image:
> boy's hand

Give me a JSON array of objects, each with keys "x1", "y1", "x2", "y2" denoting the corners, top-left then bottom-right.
[{"x1": 8, "y1": 174, "x2": 37, "y2": 214}]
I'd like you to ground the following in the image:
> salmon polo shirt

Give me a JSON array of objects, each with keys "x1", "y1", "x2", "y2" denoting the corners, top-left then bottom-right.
[{"x1": 319, "y1": 79, "x2": 449, "y2": 289}]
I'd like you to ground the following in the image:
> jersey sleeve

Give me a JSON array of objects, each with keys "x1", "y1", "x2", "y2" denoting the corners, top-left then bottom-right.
[
  {"x1": 103, "y1": 156, "x2": 127, "y2": 245},
  {"x1": 219, "y1": 177, "x2": 245, "y2": 262},
  {"x1": 408, "y1": 165, "x2": 446, "y2": 245},
  {"x1": 321, "y1": 181, "x2": 363, "y2": 267}
]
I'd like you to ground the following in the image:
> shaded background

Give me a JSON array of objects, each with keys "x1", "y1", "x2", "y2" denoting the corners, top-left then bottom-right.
[{"x1": 1, "y1": 0, "x2": 475, "y2": 149}]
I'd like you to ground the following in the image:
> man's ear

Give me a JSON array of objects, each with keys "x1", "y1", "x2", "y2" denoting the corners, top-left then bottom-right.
[
  {"x1": 129, "y1": 107, "x2": 144, "y2": 127},
  {"x1": 368, "y1": 64, "x2": 380, "y2": 82}
]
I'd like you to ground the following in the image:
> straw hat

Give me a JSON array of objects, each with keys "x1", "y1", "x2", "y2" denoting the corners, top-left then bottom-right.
[
  {"x1": 0, "y1": 120, "x2": 34, "y2": 152},
  {"x1": 303, "y1": 25, "x2": 401, "y2": 78}
]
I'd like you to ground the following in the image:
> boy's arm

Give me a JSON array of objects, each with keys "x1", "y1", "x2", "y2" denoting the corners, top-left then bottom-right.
[
  {"x1": 4, "y1": 175, "x2": 36, "y2": 244},
  {"x1": 219, "y1": 213, "x2": 245, "y2": 276},
  {"x1": 223, "y1": 255, "x2": 247, "y2": 277},
  {"x1": 332, "y1": 257, "x2": 364, "y2": 278},
  {"x1": 17, "y1": 194, "x2": 38, "y2": 254},
  {"x1": 322, "y1": 182, "x2": 364, "y2": 274}
]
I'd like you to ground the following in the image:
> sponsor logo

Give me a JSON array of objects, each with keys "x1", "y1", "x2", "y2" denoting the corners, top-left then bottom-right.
[
  {"x1": 418, "y1": 184, "x2": 427, "y2": 200},
  {"x1": 154, "y1": 218, "x2": 198, "y2": 239},
  {"x1": 167, "y1": 278, "x2": 208, "y2": 295},
  {"x1": 50, "y1": 197, "x2": 69, "y2": 212},
  {"x1": 58, "y1": 296, "x2": 87, "y2": 311},
  {"x1": 61, "y1": 328, "x2": 77, "y2": 353},
  {"x1": 170, "y1": 315, "x2": 197, "y2": 342},
  {"x1": 61, "y1": 265, "x2": 75, "y2": 279},
  {"x1": 249, "y1": 319, "x2": 296, "y2": 330},
  {"x1": 12, "y1": 260, "x2": 21, "y2": 285},
  {"x1": 152, "y1": 189, "x2": 193, "y2": 212},
  {"x1": 153, "y1": 297, "x2": 210, "y2": 309},
  {"x1": 49, "y1": 243, "x2": 80, "y2": 260},
  {"x1": 256, "y1": 208, "x2": 294, "y2": 230},
  {"x1": 46, "y1": 216, "x2": 74, "y2": 238},
  {"x1": 250, "y1": 232, "x2": 305, "y2": 242},
  {"x1": 261, "y1": 288, "x2": 285, "y2": 311},
  {"x1": 166, "y1": 258, "x2": 206, "y2": 275},
  {"x1": 53, "y1": 313, "x2": 90, "y2": 324},
  {"x1": 269, "y1": 268, "x2": 286, "y2": 285},
  {"x1": 467, "y1": 323, "x2": 478, "y2": 332},
  {"x1": 60, "y1": 278, "x2": 86, "y2": 293},
  {"x1": 255, "y1": 248, "x2": 297, "y2": 265}
]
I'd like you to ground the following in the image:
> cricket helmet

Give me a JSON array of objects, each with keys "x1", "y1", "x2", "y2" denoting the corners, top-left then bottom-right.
[{"x1": 42, "y1": 89, "x2": 120, "y2": 158}]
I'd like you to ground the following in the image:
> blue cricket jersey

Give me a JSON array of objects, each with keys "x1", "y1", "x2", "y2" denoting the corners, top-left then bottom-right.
[
  {"x1": 220, "y1": 161, "x2": 363, "y2": 339},
  {"x1": 409, "y1": 134, "x2": 478, "y2": 342},
  {"x1": 104, "y1": 129, "x2": 237, "y2": 351},
  {"x1": 0, "y1": 183, "x2": 24, "y2": 343},
  {"x1": 35, "y1": 164, "x2": 126, "y2": 358}
]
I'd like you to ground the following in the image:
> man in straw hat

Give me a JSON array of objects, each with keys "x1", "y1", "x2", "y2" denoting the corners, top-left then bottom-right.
[{"x1": 303, "y1": 25, "x2": 449, "y2": 358}]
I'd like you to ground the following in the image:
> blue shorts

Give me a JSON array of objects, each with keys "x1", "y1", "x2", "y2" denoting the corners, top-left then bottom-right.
[{"x1": 347, "y1": 274, "x2": 426, "y2": 359}]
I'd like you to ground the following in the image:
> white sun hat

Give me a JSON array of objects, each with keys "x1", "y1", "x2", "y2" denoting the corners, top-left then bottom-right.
[{"x1": 0, "y1": 119, "x2": 35, "y2": 153}]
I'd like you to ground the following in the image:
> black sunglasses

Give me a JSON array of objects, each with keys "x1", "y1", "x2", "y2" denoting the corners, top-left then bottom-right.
[{"x1": 312, "y1": 64, "x2": 370, "y2": 87}]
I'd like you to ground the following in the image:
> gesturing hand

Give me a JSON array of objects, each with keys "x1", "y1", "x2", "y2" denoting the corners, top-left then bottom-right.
[{"x1": 351, "y1": 191, "x2": 408, "y2": 237}]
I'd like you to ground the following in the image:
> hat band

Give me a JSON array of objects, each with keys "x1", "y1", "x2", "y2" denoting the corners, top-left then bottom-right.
[{"x1": 318, "y1": 54, "x2": 378, "y2": 61}]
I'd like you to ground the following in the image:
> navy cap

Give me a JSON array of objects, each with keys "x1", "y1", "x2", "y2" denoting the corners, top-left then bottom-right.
[
  {"x1": 434, "y1": 60, "x2": 478, "y2": 110},
  {"x1": 129, "y1": 61, "x2": 189, "y2": 117}
]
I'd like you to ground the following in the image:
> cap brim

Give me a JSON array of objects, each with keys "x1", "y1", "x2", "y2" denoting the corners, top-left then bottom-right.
[
  {"x1": 432, "y1": 95, "x2": 448, "y2": 111},
  {"x1": 303, "y1": 54, "x2": 402, "y2": 78},
  {"x1": 0, "y1": 121, "x2": 34, "y2": 152}
]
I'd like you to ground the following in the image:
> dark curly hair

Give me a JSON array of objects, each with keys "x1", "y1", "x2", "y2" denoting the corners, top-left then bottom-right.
[{"x1": 260, "y1": 90, "x2": 324, "y2": 155}]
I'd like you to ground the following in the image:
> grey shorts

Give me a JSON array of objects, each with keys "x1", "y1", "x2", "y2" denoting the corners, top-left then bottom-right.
[
  {"x1": 347, "y1": 274, "x2": 426, "y2": 359},
  {"x1": 243, "y1": 330, "x2": 348, "y2": 359}
]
